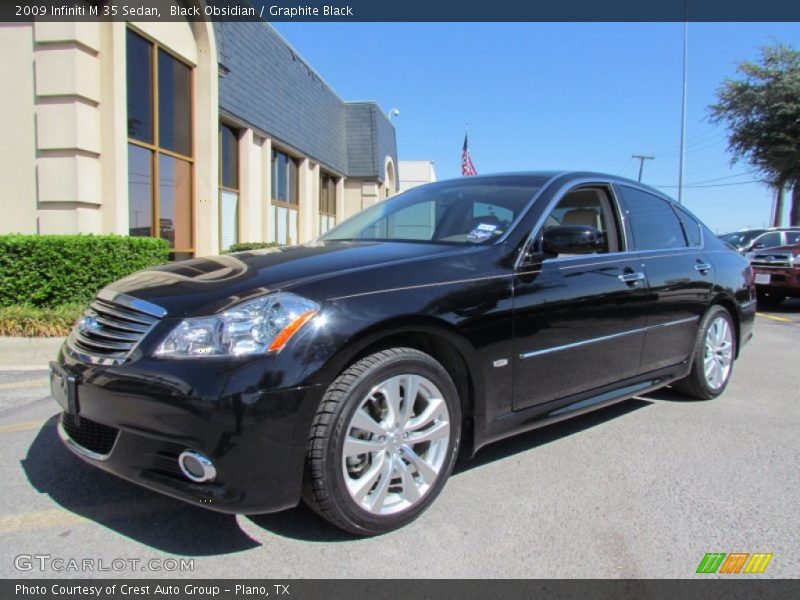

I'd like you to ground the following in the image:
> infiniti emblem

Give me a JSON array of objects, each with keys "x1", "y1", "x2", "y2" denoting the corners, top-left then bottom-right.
[{"x1": 78, "y1": 315, "x2": 100, "y2": 333}]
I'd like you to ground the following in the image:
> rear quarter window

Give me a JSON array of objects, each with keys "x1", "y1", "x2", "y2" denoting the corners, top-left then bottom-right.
[{"x1": 673, "y1": 204, "x2": 702, "y2": 246}]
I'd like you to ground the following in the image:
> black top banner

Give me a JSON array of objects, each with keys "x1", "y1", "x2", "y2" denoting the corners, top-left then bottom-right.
[{"x1": 3, "y1": 0, "x2": 800, "y2": 22}]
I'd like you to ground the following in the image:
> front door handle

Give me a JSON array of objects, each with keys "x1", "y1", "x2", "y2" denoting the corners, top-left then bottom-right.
[
  {"x1": 618, "y1": 272, "x2": 645, "y2": 284},
  {"x1": 695, "y1": 262, "x2": 712, "y2": 274}
]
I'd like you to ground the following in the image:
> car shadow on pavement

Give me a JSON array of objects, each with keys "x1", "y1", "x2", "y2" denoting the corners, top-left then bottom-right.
[
  {"x1": 21, "y1": 416, "x2": 261, "y2": 556},
  {"x1": 454, "y1": 398, "x2": 653, "y2": 474},
  {"x1": 247, "y1": 504, "x2": 362, "y2": 543},
  {"x1": 23, "y1": 400, "x2": 653, "y2": 547}
]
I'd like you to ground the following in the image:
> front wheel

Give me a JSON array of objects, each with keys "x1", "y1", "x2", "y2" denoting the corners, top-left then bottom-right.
[
  {"x1": 302, "y1": 348, "x2": 461, "y2": 535},
  {"x1": 673, "y1": 305, "x2": 736, "y2": 400}
]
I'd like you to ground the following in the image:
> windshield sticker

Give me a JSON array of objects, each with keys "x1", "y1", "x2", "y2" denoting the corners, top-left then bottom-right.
[{"x1": 468, "y1": 223, "x2": 500, "y2": 242}]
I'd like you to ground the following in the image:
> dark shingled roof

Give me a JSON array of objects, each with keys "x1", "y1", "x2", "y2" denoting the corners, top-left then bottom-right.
[{"x1": 213, "y1": 21, "x2": 397, "y2": 185}]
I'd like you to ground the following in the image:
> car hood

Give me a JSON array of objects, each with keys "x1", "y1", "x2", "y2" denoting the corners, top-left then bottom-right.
[{"x1": 101, "y1": 241, "x2": 468, "y2": 318}]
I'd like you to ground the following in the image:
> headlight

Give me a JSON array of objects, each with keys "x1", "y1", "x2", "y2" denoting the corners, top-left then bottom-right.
[{"x1": 154, "y1": 292, "x2": 319, "y2": 358}]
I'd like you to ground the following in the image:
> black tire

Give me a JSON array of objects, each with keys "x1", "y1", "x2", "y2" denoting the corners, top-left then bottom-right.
[
  {"x1": 756, "y1": 290, "x2": 786, "y2": 309},
  {"x1": 673, "y1": 305, "x2": 737, "y2": 400},
  {"x1": 302, "y1": 348, "x2": 461, "y2": 535}
]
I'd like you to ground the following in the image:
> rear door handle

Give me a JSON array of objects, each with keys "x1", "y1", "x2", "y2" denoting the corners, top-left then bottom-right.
[
  {"x1": 618, "y1": 272, "x2": 645, "y2": 284},
  {"x1": 695, "y1": 263, "x2": 712, "y2": 273}
]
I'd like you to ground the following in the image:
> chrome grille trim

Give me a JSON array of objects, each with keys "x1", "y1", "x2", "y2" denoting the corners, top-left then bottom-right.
[
  {"x1": 751, "y1": 253, "x2": 792, "y2": 268},
  {"x1": 66, "y1": 297, "x2": 162, "y2": 365}
]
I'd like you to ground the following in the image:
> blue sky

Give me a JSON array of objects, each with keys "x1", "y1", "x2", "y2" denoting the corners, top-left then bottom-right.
[{"x1": 273, "y1": 22, "x2": 799, "y2": 233}]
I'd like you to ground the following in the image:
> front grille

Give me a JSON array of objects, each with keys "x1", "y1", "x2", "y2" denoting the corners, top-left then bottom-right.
[
  {"x1": 751, "y1": 253, "x2": 792, "y2": 268},
  {"x1": 61, "y1": 413, "x2": 119, "y2": 457},
  {"x1": 67, "y1": 299, "x2": 160, "y2": 364}
]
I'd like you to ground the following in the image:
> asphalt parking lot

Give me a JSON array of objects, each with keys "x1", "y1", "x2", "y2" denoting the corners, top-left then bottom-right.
[{"x1": 0, "y1": 303, "x2": 798, "y2": 579}]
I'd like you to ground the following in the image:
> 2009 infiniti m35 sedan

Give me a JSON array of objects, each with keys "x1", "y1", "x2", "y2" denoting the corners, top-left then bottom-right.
[{"x1": 51, "y1": 172, "x2": 755, "y2": 535}]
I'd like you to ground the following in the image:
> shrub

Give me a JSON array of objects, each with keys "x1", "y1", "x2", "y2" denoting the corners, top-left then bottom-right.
[
  {"x1": 225, "y1": 242, "x2": 279, "y2": 253},
  {"x1": 0, "y1": 303, "x2": 83, "y2": 337},
  {"x1": 0, "y1": 234, "x2": 169, "y2": 308}
]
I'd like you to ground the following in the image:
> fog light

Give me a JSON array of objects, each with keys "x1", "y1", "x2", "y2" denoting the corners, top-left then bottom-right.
[{"x1": 178, "y1": 450, "x2": 216, "y2": 483}]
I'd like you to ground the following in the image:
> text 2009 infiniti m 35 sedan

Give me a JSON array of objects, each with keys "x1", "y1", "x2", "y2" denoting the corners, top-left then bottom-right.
[{"x1": 52, "y1": 172, "x2": 755, "y2": 534}]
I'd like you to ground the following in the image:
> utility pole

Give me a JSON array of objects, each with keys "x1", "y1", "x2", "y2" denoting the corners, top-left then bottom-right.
[
  {"x1": 678, "y1": 4, "x2": 688, "y2": 203},
  {"x1": 632, "y1": 154, "x2": 654, "y2": 182}
]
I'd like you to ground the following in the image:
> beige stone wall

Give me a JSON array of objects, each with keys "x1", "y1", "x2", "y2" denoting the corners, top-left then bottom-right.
[{"x1": 0, "y1": 24, "x2": 38, "y2": 234}]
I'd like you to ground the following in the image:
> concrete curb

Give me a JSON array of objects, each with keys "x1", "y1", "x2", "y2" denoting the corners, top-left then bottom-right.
[{"x1": 0, "y1": 337, "x2": 63, "y2": 369}]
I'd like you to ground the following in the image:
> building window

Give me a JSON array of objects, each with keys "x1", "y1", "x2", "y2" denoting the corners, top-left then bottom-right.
[
  {"x1": 271, "y1": 149, "x2": 299, "y2": 245},
  {"x1": 219, "y1": 123, "x2": 239, "y2": 252},
  {"x1": 126, "y1": 28, "x2": 193, "y2": 259},
  {"x1": 319, "y1": 172, "x2": 337, "y2": 234}
]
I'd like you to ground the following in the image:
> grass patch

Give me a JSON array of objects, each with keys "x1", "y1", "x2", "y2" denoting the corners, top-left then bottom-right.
[{"x1": 0, "y1": 303, "x2": 83, "y2": 337}]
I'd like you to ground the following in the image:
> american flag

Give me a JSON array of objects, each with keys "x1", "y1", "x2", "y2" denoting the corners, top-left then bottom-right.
[{"x1": 461, "y1": 134, "x2": 477, "y2": 176}]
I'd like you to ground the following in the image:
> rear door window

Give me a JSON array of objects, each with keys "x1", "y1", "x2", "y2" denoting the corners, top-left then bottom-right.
[{"x1": 618, "y1": 186, "x2": 687, "y2": 251}]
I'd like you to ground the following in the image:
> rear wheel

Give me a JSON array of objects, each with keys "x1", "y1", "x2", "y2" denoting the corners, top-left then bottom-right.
[
  {"x1": 673, "y1": 305, "x2": 736, "y2": 400},
  {"x1": 302, "y1": 348, "x2": 461, "y2": 535}
]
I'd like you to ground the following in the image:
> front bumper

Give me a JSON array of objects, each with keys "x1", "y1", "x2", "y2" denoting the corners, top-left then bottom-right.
[
  {"x1": 53, "y1": 347, "x2": 325, "y2": 514},
  {"x1": 752, "y1": 266, "x2": 800, "y2": 298}
]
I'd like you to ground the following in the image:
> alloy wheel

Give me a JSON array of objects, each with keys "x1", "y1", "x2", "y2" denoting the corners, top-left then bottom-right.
[
  {"x1": 703, "y1": 315, "x2": 733, "y2": 390},
  {"x1": 341, "y1": 373, "x2": 451, "y2": 516}
]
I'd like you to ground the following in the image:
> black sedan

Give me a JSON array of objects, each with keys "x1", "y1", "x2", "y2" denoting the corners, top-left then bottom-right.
[{"x1": 51, "y1": 172, "x2": 756, "y2": 535}]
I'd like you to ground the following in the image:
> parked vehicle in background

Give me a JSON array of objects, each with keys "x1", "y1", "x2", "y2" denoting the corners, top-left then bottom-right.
[
  {"x1": 51, "y1": 172, "x2": 756, "y2": 535},
  {"x1": 750, "y1": 244, "x2": 800, "y2": 308},
  {"x1": 721, "y1": 228, "x2": 800, "y2": 255},
  {"x1": 719, "y1": 229, "x2": 767, "y2": 252}
]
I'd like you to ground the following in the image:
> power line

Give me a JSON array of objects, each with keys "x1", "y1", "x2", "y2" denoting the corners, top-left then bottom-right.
[{"x1": 651, "y1": 179, "x2": 763, "y2": 189}]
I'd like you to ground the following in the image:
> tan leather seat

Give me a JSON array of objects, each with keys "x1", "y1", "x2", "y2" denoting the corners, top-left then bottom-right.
[{"x1": 562, "y1": 208, "x2": 600, "y2": 229}]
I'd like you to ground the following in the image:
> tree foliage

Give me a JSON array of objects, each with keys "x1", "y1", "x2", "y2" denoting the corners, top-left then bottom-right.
[{"x1": 709, "y1": 43, "x2": 800, "y2": 226}]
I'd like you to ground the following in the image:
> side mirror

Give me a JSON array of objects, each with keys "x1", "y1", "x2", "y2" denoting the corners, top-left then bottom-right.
[{"x1": 542, "y1": 225, "x2": 605, "y2": 256}]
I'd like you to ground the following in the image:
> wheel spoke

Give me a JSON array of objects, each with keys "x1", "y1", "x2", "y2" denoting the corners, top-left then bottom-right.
[
  {"x1": 401, "y1": 445, "x2": 438, "y2": 484},
  {"x1": 406, "y1": 420, "x2": 450, "y2": 445},
  {"x1": 348, "y1": 450, "x2": 387, "y2": 503},
  {"x1": 350, "y1": 408, "x2": 388, "y2": 437},
  {"x1": 395, "y1": 459, "x2": 421, "y2": 503},
  {"x1": 379, "y1": 377, "x2": 402, "y2": 429},
  {"x1": 397, "y1": 375, "x2": 420, "y2": 429},
  {"x1": 705, "y1": 357, "x2": 717, "y2": 381},
  {"x1": 343, "y1": 436, "x2": 384, "y2": 457},
  {"x1": 405, "y1": 397, "x2": 446, "y2": 433},
  {"x1": 368, "y1": 456, "x2": 395, "y2": 512}
]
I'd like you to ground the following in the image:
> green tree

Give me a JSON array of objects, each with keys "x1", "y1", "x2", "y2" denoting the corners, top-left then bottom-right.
[{"x1": 709, "y1": 43, "x2": 800, "y2": 227}]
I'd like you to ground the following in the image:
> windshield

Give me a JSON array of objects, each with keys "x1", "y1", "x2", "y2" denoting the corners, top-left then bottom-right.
[{"x1": 321, "y1": 176, "x2": 546, "y2": 245}]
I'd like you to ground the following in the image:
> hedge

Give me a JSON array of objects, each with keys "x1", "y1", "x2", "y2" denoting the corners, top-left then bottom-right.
[
  {"x1": 0, "y1": 303, "x2": 84, "y2": 337},
  {"x1": 0, "y1": 234, "x2": 169, "y2": 308},
  {"x1": 225, "y1": 242, "x2": 279, "y2": 253}
]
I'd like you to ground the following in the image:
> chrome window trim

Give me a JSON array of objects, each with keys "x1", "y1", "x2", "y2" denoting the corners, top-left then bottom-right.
[{"x1": 518, "y1": 316, "x2": 699, "y2": 360}]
